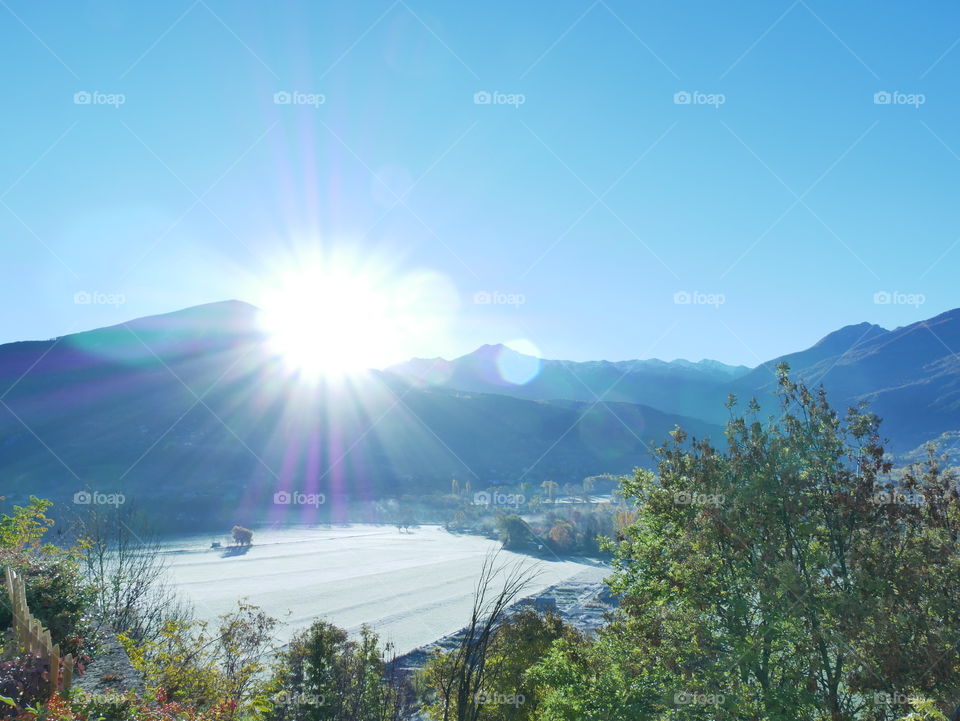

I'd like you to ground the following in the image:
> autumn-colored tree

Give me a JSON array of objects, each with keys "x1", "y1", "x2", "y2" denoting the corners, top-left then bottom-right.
[{"x1": 231, "y1": 526, "x2": 253, "y2": 546}]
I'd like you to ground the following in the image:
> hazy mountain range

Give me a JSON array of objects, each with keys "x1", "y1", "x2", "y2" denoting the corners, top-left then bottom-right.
[{"x1": 1, "y1": 301, "x2": 958, "y2": 522}]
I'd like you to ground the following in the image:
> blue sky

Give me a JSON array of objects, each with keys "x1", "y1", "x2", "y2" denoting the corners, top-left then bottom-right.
[{"x1": 2, "y1": 0, "x2": 959, "y2": 366}]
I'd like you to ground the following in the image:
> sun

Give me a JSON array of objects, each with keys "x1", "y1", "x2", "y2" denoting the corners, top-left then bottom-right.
[{"x1": 259, "y1": 266, "x2": 399, "y2": 379}]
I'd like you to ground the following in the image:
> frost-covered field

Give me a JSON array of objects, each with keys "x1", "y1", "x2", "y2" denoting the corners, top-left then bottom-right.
[{"x1": 162, "y1": 525, "x2": 605, "y2": 654}]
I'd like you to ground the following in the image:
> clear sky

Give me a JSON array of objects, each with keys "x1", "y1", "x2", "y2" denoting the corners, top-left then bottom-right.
[{"x1": 2, "y1": 0, "x2": 958, "y2": 366}]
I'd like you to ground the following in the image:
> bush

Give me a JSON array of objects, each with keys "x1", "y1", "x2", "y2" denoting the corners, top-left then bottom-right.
[
  {"x1": 0, "y1": 548, "x2": 93, "y2": 656},
  {"x1": 263, "y1": 620, "x2": 412, "y2": 721},
  {"x1": 30, "y1": 691, "x2": 237, "y2": 721},
  {"x1": 0, "y1": 654, "x2": 49, "y2": 719}
]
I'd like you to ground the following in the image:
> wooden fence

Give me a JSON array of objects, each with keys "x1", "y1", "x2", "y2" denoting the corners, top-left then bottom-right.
[{"x1": 4, "y1": 566, "x2": 74, "y2": 695}]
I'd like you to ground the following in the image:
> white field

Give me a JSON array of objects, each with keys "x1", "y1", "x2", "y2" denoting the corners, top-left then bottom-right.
[{"x1": 162, "y1": 525, "x2": 606, "y2": 655}]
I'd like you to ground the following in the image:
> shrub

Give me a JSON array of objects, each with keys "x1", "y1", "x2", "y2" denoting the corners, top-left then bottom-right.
[
  {"x1": 0, "y1": 654, "x2": 49, "y2": 719},
  {"x1": 0, "y1": 548, "x2": 93, "y2": 656},
  {"x1": 32, "y1": 691, "x2": 238, "y2": 721}
]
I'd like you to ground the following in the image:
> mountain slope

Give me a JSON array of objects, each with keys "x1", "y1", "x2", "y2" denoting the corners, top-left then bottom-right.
[
  {"x1": 731, "y1": 310, "x2": 960, "y2": 450},
  {"x1": 387, "y1": 344, "x2": 749, "y2": 422},
  {"x1": 0, "y1": 302, "x2": 718, "y2": 521}
]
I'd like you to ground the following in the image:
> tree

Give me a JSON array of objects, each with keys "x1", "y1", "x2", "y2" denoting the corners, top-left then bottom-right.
[
  {"x1": 598, "y1": 367, "x2": 960, "y2": 720},
  {"x1": 77, "y1": 505, "x2": 192, "y2": 644},
  {"x1": 540, "y1": 481, "x2": 558, "y2": 502},
  {"x1": 547, "y1": 522, "x2": 573, "y2": 552},
  {"x1": 496, "y1": 514, "x2": 534, "y2": 551},
  {"x1": 419, "y1": 553, "x2": 539, "y2": 721},
  {"x1": 264, "y1": 620, "x2": 412, "y2": 721},
  {"x1": 0, "y1": 496, "x2": 54, "y2": 549},
  {"x1": 123, "y1": 600, "x2": 277, "y2": 714},
  {"x1": 0, "y1": 498, "x2": 92, "y2": 654},
  {"x1": 473, "y1": 608, "x2": 580, "y2": 721},
  {"x1": 231, "y1": 526, "x2": 253, "y2": 546}
]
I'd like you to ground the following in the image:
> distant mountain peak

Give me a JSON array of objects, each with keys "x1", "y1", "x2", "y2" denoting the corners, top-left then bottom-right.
[{"x1": 812, "y1": 321, "x2": 888, "y2": 353}]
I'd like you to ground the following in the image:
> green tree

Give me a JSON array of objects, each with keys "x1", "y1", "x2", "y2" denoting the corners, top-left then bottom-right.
[
  {"x1": 596, "y1": 367, "x2": 960, "y2": 720},
  {"x1": 474, "y1": 608, "x2": 578, "y2": 721},
  {"x1": 264, "y1": 620, "x2": 410, "y2": 721},
  {"x1": 0, "y1": 496, "x2": 54, "y2": 549},
  {"x1": 496, "y1": 514, "x2": 534, "y2": 551}
]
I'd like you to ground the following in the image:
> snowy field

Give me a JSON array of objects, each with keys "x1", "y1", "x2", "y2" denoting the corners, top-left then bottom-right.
[{"x1": 162, "y1": 525, "x2": 606, "y2": 655}]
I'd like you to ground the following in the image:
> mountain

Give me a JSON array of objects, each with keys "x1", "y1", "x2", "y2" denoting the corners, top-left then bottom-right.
[
  {"x1": 0, "y1": 302, "x2": 718, "y2": 523},
  {"x1": 390, "y1": 311, "x2": 960, "y2": 455},
  {"x1": 3, "y1": 302, "x2": 958, "y2": 525},
  {"x1": 387, "y1": 344, "x2": 749, "y2": 423},
  {"x1": 730, "y1": 309, "x2": 960, "y2": 451}
]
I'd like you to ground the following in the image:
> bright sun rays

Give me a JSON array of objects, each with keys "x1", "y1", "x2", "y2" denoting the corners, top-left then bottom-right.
[{"x1": 257, "y1": 249, "x2": 460, "y2": 380}]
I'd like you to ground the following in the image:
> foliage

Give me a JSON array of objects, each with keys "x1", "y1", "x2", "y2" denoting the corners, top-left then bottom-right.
[
  {"x1": 571, "y1": 367, "x2": 960, "y2": 720},
  {"x1": 417, "y1": 555, "x2": 539, "y2": 721},
  {"x1": 896, "y1": 698, "x2": 951, "y2": 721},
  {"x1": 0, "y1": 655, "x2": 48, "y2": 719},
  {"x1": 24, "y1": 690, "x2": 238, "y2": 721},
  {"x1": 472, "y1": 609, "x2": 578, "y2": 721},
  {"x1": 77, "y1": 505, "x2": 193, "y2": 645},
  {"x1": 495, "y1": 515, "x2": 537, "y2": 551},
  {"x1": 527, "y1": 634, "x2": 662, "y2": 721},
  {"x1": 262, "y1": 620, "x2": 411, "y2": 721},
  {"x1": 231, "y1": 527, "x2": 253, "y2": 546},
  {"x1": 0, "y1": 497, "x2": 54, "y2": 550},
  {"x1": 0, "y1": 500, "x2": 93, "y2": 656},
  {"x1": 121, "y1": 601, "x2": 276, "y2": 714}
]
